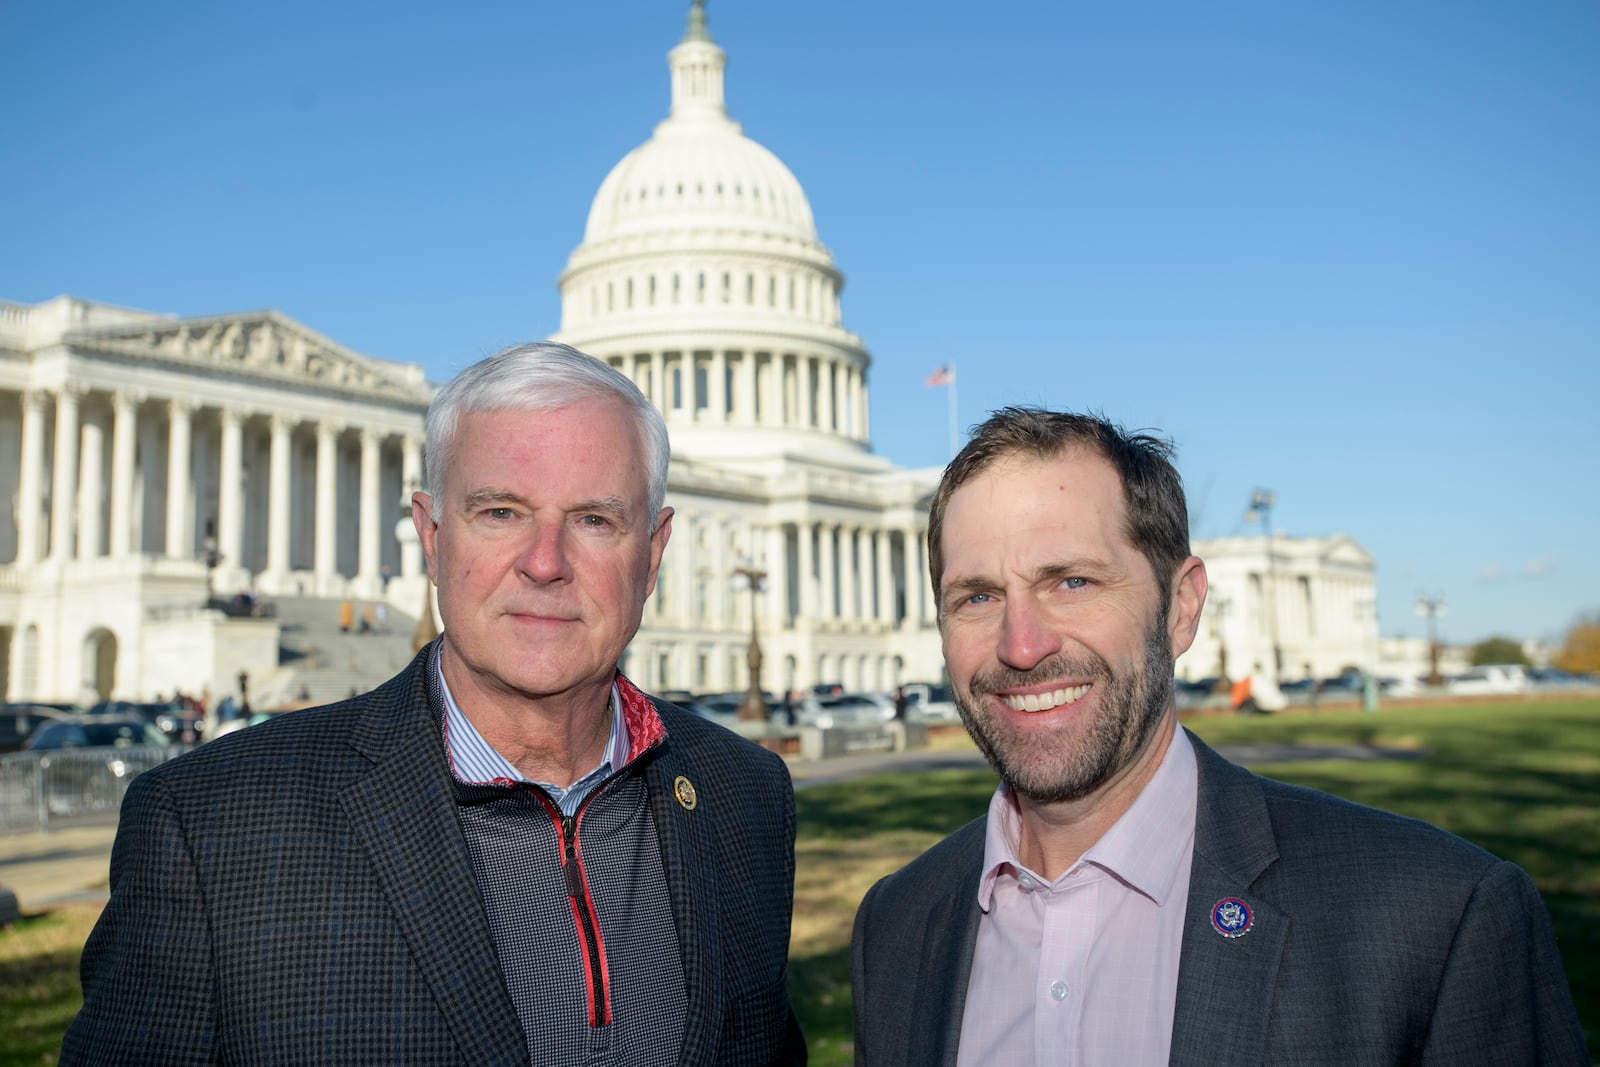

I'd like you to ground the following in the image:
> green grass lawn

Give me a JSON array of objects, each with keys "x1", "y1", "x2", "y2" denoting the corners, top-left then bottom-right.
[
  {"x1": 3, "y1": 697, "x2": 1596, "y2": 1066},
  {"x1": 791, "y1": 697, "x2": 1600, "y2": 1066}
]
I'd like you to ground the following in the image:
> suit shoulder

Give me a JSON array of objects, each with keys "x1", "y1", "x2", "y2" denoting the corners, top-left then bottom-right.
[
  {"x1": 1255, "y1": 772, "x2": 1499, "y2": 879},
  {"x1": 866, "y1": 816, "x2": 986, "y2": 912},
  {"x1": 654, "y1": 700, "x2": 789, "y2": 778}
]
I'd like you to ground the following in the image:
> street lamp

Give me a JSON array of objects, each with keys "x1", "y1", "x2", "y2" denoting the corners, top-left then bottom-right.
[
  {"x1": 1245, "y1": 488, "x2": 1282, "y2": 681},
  {"x1": 1416, "y1": 593, "x2": 1447, "y2": 686},
  {"x1": 732, "y1": 562, "x2": 768, "y2": 722},
  {"x1": 202, "y1": 518, "x2": 223, "y2": 605}
]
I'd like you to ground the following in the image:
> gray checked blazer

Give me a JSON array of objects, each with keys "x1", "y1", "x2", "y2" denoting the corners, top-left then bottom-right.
[
  {"x1": 851, "y1": 730, "x2": 1586, "y2": 1066},
  {"x1": 64, "y1": 644, "x2": 806, "y2": 1065}
]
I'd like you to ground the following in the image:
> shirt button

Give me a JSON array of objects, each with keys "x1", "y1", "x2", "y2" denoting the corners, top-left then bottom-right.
[
  {"x1": 1018, "y1": 875, "x2": 1036, "y2": 891},
  {"x1": 1049, "y1": 980, "x2": 1068, "y2": 1001}
]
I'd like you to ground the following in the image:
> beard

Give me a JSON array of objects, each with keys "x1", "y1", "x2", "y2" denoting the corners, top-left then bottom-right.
[{"x1": 954, "y1": 605, "x2": 1175, "y2": 805}]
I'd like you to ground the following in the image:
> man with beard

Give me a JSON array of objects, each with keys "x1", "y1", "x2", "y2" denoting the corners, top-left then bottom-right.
[{"x1": 850, "y1": 407, "x2": 1584, "y2": 1066}]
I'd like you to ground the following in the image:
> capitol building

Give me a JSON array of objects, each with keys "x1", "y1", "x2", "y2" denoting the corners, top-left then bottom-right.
[
  {"x1": 0, "y1": 3, "x2": 1384, "y2": 709},
  {"x1": 0, "y1": 2, "x2": 944, "y2": 707}
]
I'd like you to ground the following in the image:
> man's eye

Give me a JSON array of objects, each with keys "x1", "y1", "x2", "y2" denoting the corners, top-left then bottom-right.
[
  {"x1": 1060, "y1": 577, "x2": 1088, "y2": 590},
  {"x1": 484, "y1": 507, "x2": 516, "y2": 521},
  {"x1": 963, "y1": 592, "x2": 993, "y2": 606},
  {"x1": 579, "y1": 514, "x2": 612, "y2": 528}
]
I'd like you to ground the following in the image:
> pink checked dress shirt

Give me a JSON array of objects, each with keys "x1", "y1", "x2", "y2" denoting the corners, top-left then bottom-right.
[{"x1": 956, "y1": 727, "x2": 1199, "y2": 1067}]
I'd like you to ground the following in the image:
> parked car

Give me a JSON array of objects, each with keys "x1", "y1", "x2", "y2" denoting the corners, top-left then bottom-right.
[
  {"x1": 21, "y1": 714, "x2": 176, "y2": 816},
  {"x1": 687, "y1": 692, "x2": 745, "y2": 726},
  {"x1": 87, "y1": 699, "x2": 203, "y2": 741},
  {"x1": 0, "y1": 703, "x2": 76, "y2": 753},
  {"x1": 801, "y1": 692, "x2": 897, "y2": 729},
  {"x1": 25, "y1": 715, "x2": 173, "y2": 752},
  {"x1": 1446, "y1": 664, "x2": 1529, "y2": 696},
  {"x1": 900, "y1": 682, "x2": 958, "y2": 723}
]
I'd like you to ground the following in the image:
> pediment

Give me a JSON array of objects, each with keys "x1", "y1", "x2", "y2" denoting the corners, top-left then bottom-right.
[
  {"x1": 62, "y1": 311, "x2": 433, "y2": 405},
  {"x1": 1320, "y1": 534, "x2": 1374, "y2": 567}
]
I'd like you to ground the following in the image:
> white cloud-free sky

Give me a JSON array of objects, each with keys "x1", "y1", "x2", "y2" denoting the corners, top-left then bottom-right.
[{"x1": 5, "y1": 0, "x2": 1596, "y2": 646}]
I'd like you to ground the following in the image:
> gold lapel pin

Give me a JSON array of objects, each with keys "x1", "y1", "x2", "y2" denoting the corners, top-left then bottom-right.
[{"x1": 673, "y1": 775, "x2": 698, "y2": 811}]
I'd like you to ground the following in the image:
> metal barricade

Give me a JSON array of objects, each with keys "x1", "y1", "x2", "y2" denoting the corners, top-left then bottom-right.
[{"x1": 0, "y1": 746, "x2": 190, "y2": 835}]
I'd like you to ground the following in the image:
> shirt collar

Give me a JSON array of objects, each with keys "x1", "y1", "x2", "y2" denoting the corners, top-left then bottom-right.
[
  {"x1": 976, "y1": 725, "x2": 1198, "y2": 911},
  {"x1": 436, "y1": 658, "x2": 660, "y2": 793}
]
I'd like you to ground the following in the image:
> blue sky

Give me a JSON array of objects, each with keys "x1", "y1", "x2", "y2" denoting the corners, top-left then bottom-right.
[{"x1": 5, "y1": 0, "x2": 1596, "y2": 648}]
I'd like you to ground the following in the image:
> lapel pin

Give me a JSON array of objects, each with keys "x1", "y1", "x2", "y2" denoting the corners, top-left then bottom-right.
[
  {"x1": 1211, "y1": 897, "x2": 1254, "y2": 939},
  {"x1": 673, "y1": 775, "x2": 698, "y2": 811}
]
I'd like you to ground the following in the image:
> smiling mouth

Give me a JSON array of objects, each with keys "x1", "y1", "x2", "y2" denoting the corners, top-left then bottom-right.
[{"x1": 1002, "y1": 684, "x2": 1092, "y2": 713}]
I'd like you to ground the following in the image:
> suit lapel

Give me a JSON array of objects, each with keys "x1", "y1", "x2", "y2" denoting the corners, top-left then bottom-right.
[
  {"x1": 1168, "y1": 731, "x2": 1286, "y2": 1067},
  {"x1": 339, "y1": 654, "x2": 528, "y2": 1066},
  {"x1": 642, "y1": 734, "x2": 723, "y2": 1067},
  {"x1": 909, "y1": 869, "x2": 983, "y2": 1067}
]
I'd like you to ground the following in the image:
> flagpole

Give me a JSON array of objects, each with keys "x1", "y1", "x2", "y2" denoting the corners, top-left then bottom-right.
[{"x1": 947, "y1": 360, "x2": 958, "y2": 460}]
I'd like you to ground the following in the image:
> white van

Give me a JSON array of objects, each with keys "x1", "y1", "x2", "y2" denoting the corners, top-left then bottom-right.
[{"x1": 1446, "y1": 664, "x2": 1529, "y2": 695}]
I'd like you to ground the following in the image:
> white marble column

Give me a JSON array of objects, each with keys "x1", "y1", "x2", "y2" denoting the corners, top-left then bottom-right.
[
  {"x1": 799, "y1": 356, "x2": 815, "y2": 429},
  {"x1": 50, "y1": 387, "x2": 82, "y2": 561},
  {"x1": 15, "y1": 392, "x2": 46, "y2": 565},
  {"x1": 910, "y1": 526, "x2": 927, "y2": 626},
  {"x1": 164, "y1": 398, "x2": 194, "y2": 558},
  {"x1": 861, "y1": 383, "x2": 871, "y2": 446},
  {"x1": 847, "y1": 366, "x2": 862, "y2": 439},
  {"x1": 709, "y1": 350, "x2": 727, "y2": 423},
  {"x1": 797, "y1": 521, "x2": 816, "y2": 620},
  {"x1": 266, "y1": 415, "x2": 293, "y2": 582},
  {"x1": 877, "y1": 528, "x2": 896, "y2": 625},
  {"x1": 108, "y1": 392, "x2": 138, "y2": 558},
  {"x1": 218, "y1": 409, "x2": 244, "y2": 578},
  {"x1": 737, "y1": 351, "x2": 757, "y2": 425},
  {"x1": 817, "y1": 522, "x2": 836, "y2": 620},
  {"x1": 825, "y1": 361, "x2": 838, "y2": 435},
  {"x1": 400, "y1": 434, "x2": 424, "y2": 578},
  {"x1": 357, "y1": 428, "x2": 383, "y2": 589},
  {"x1": 764, "y1": 522, "x2": 786, "y2": 625},
  {"x1": 844, "y1": 527, "x2": 863, "y2": 621},
  {"x1": 76, "y1": 411, "x2": 104, "y2": 559},
  {"x1": 650, "y1": 351, "x2": 666, "y2": 413},
  {"x1": 314, "y1": 422, "x2": 339, "y2": 588},
  {"x1": 752, "y1": 356, "x2": 771, "y2": 428}
]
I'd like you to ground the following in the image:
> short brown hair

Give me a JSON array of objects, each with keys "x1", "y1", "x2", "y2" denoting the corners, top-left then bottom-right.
[{"x1": 927, "y1": 407, "x2": 1191, "y2": 616}]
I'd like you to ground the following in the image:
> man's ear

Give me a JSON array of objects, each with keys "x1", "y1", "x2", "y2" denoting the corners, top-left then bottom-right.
[
  {"x1": 412, "y1": 492, "x2": 439, "y2": 583},
  {"x1": 1166, "y1": 556, "x2": 1207, "y2": 658},
  {"x1": 645, "y1": 507, "x2": 674, "y2": 597}
]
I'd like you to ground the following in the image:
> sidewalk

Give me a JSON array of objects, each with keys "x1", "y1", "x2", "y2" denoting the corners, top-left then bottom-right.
[{"x1": 0, "y1": 821, "x2": 119, "y2": 913}]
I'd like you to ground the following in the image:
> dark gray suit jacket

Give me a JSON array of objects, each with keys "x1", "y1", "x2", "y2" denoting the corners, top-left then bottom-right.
[
  {"x1": 65, "y1": 645, "x2": 805, "y2": 1065},
  {"x1": 852, "y1": 730, "x2": 1586, "y2": 1065}
]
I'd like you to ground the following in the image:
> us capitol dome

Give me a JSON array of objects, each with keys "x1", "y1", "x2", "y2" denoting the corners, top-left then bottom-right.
[{"x1": 551, "y1": 1, "x2": 946, "y2": 696}]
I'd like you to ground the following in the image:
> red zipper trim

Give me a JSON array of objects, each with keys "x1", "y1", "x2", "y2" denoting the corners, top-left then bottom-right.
[{"x1": 536, "y1": 793, "x2": 611, "y2": 1027}]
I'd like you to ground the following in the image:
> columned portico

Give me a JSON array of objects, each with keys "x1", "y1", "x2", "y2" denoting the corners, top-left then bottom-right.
[{"x1": 0, "y1": 296, "x2": 435, "y2": 704}]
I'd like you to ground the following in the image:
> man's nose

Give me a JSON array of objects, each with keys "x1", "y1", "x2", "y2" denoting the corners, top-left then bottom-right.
[
  {"x1": 997, "y1": 596, "x2": 1061, "y2": 671},
  {"x1": 517, "y1": 520, "x2": 573, "y2": 582}
]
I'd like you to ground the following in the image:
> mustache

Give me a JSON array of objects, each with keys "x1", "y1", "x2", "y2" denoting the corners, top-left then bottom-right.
[{"x1": 968, "y1": 653, "x2": 1109, "y2": 696}]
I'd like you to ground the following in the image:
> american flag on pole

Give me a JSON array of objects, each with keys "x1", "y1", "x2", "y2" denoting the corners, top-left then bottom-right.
[{"x1": 924, "y1": 363, "x2": 954, "y2": 388}]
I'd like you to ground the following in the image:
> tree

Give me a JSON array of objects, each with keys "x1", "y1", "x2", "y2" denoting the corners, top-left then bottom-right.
[
  {"x1": 1552, "y1": 613, "x2": 1600, "y2": 676},
  {"x1": 1469, "y1": 635, "x2": 1529, "y2": 667}
]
